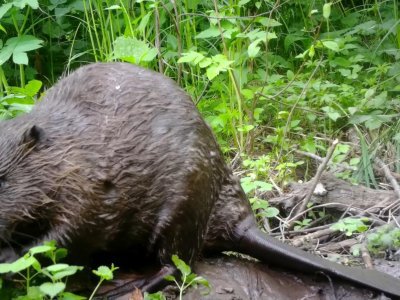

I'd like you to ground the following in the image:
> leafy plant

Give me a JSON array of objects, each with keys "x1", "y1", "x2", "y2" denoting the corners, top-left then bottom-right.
[
  {"x1": 366, "y1": 225, "x2": 400, "y2": 255},
  {"x1": 330, "y1": 217, "x2": 370, "y2": 236},
  {"x1": 0, "y1": 242, "x2": 117, "y2": 300},
  {"x1": 145, "y1": 255, "x2": 210, "y2": 300}
]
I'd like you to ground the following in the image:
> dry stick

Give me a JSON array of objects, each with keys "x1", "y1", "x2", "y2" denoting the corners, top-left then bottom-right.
[
  {"x1": 375, "y1": 158, "x2": 400, "y2": 224},
  {"x1": 319, "y1": 238, "x2": 359, "y2": 252},
  {"x1": 292, "y1": 228, "x2": 335, "y2": 247},
  {"x1": 287, "y1": 139, "x2": 339, "y2": 230},
  {"x1": 376, "y1": 157, "x2": 400, "y2": 199},
  {"x1": 269, "y1": 224, "x2": 332, "y2": 236},
  {"x1": 295, "y1": 149, "x2": 356, "y2": 171},
  {"x1": 360, "y1": 243, "x2": 374, "y2": 270}
]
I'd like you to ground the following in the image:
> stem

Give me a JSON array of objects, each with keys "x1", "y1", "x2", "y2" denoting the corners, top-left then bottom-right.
[
  {"x1": 19, "y1": 65, "x2": 25, "y2": 88},
  {"x1": 0, "y1": 67, "x2": 9, "y2": 93},
  {"x1": 83, "y1": 0, "x2": 98, "y2": 61},
  {"x1": 88, "y1": 278, "x2": 104, "y2": 300}
]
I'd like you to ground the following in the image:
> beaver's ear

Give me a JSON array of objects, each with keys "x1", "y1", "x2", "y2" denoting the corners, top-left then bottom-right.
[{"x1": 22, "y1": 125, "x2": 44, "y2": 145}]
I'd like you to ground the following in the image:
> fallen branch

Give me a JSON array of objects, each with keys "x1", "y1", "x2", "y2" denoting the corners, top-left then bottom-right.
[
  {"x1": 287, "y1": 139, "x2": 339, "y2": 229},
  {"x1": 292, "y1": 228, "x2": 335, "y2": 247}
]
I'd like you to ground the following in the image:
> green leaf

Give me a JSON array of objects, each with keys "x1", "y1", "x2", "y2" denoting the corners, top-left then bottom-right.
[
  {"x1": 93, "y1": 266, "x2": 114, "y2": 280},
  {"x1": 248, "y1": 39, "x2": 262, "y2": 58},
  {"x1": 25, "y1": 286, "x2": 45, "y2": 299},
  {"x1": 323, "y1": 3, "x2": 332, "y2": 19},
  {"x1": 0, "y1": 3, "x2": 12, "y2": 20},
  {"x1": 40, "y1": 282, "x2": 65, "y2": 298},
  {"x1": 105, "y1": 4, "x2": 121, "y2": 10},
  {"x1": 0, "y1": 263, "x2": 12, "y2": 274},
  {"x1": 238, "y1": 0, "x2": 251, "y2": 5},
  {"x1": 51, "y1": 266, "x2": 83, "y2": 280},
  {"x1": 24, "y1": 80, "x2": 42, "y2": 97},
  {"x1": 322, "y1": 106, "x2": 341, "y2": 121},
  {"x1": 29, "y1": 244, "x2": 55, "y2": 255},
  {"x1": 171, "y1": 255, "x2": 191, "y2": 277},
  {"x1": 164, "y1": 275, "x2": 175, "y2": 282},
  {"x1": 10, "y1": 255, "x2": 38, "y2": 273},
  {"x1": 59, "y1": 292, "x2": 87, "y2": 300},
  {"x1": 0, "y1": 35, "x2": 43, "y2": 65},
  {"x1": 113, "y1": 36, "x2": 157, "y2": 64},
  {"x1": 144, "y1": 291, "x2": 166, "y2": 300},
  {"x1": 12, "y1": 0, "x2": 39, "y2": 9},
  {"x1": 196, "y1": 27, "x2": 220, "y2": 39},
  {"x1": 178, "y1": 51, "x2": 205, "y2": 65},
  {"x1": 45, "y1": 263, "x2": 70, "y2": 272},
  {"x1": 321, "y1": 40, "x2": 340, "y2": 52},
  {"x1": 256, "y1": 17, "x2": 282, "y2": 27},
  {"x1": 264, "y1": 207, "x2": 279, "y2": 218}
]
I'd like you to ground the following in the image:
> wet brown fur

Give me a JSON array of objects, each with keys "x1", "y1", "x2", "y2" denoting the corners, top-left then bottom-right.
[{"x1": 0, "y1": 63, "x2": 250, "y2": 266}]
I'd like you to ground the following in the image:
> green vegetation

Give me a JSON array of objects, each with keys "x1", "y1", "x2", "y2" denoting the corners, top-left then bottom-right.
[
  {"x1": 145, "y1": 255, "x2": 210, "y2": 300},
  {"x1": 0, "y1": 241, "x2": 116, "y2": 299},
  {"x1": 0, "y1": 242, "x2": 207, "y2": 300}
]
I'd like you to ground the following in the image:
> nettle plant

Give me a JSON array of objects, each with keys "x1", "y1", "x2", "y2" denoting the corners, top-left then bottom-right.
[{"x1": 0, "y1": 241, "x2": 117, "y2": 300}]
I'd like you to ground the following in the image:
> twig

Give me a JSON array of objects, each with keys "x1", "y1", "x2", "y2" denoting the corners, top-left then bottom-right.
[
  {"x1": 269, "y1": 224, "x2": 332, "y2": 236},
  {"x1": 318, "y1": 238, "x2": 359, "y2": 252},
  {"x1": 375, "y1": 158, "x2": 400, "y2": 200},
  {"x1": 295, "y1": 149, "x2": 356, "y2": 171},
  {"x1": 292, "y1": 228, "x2": 335, "y2": 247},
  {"x1": 360, "y1": 243, "x2": 374, "y2": 270},
  {"x1": 287, "y1": 139, "x2": 339, "y2": 229}
]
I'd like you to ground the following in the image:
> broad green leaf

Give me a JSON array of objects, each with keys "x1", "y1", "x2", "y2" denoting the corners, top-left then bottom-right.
[
  {"x1": 13, "y1": 51, "x2": 28, "y2": 65},
  {"x1": 113, "y1": 36, "x2": 157, "y2": 64},
  {"x1": 196, "y1": 27, "x2": 220, "y2": 39},
  {"x1": 264, "y1": 207, "x2": 280, "y2": 218},
  {"x1": 29, "y1": 244, "x2": 55, "y2": 255},
  {"x1": 51, "y1": 266, "x2": 83, "y2": 280},
  {"x1": 0, "y1": 263, "x2": 12, "y2": 274},
  {"x1": 254, "y1": 181, "x2": 273, "y2": 192},
  {"x1": 256, "y1": 17, "x2": 282, "y2": 27},
  {"x1": 321, "y1": 40, "x2": 340, "y2": 52},
  {"x1": 12, "y1": 0, "x2": 39, "y2": 9},
  {"x1": 24, "y1": 80, "x2": 42, "y2": 97},
  {"x1": 322, "y1": 106, "x2": 341, "y2": 121},
  {"x1": 45, "y1": 263, "x2": 70, "y2": 272},
  {"x1": 206, "y1": 66, "x2": 218, "y2": 80},
  {"x1": 10, "y1": 255, "x2": 38, "y2": 273},
  {"x1": 178, "y1": 51, "x2": 205, "y2": 64},
  {"x1": 248, "y1": 39, "x2": 262, "y2": 58},
  {"x1": 0, "y1": 3, "x2": 12, "y2": 20},
  {"x1": 0, "y1": 35, "x2": 43, "y2": 65},
  {"x1": 93, "y1": 266, "x2": 114, "y2": 280},
  {"x1": 40, "y1": 282, "x2": 65, "y2": 298},
  {"x1": 26, "y1": 286, "x2": 45, "y2": 299},
  {"x1": 323, "y1": 3, "x2": 332, "y2": 19},
  {"x1": 198, "y1": 57, "x2": 212, "y2": 68},
  {"x1": 171, "y1": 255, "x2": 191, "y2": 277}
]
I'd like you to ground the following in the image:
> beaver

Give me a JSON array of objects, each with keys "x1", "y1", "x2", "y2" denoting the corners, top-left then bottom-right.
[{"x1": 0, "y1": 62, "x2": 399, "y2": 298}]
